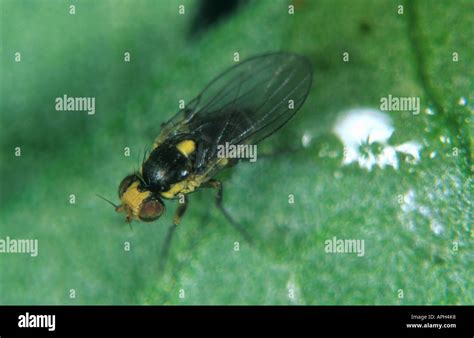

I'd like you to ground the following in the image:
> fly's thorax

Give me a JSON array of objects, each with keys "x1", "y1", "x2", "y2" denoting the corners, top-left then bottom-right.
[{"x1": 142, "y1": 138, "x2": 196, "y2": 194}]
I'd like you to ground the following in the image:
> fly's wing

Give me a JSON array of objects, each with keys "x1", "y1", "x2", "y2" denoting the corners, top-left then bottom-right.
[{"x1": 157, "y1": 52, "x2": 313, "y2": 176}]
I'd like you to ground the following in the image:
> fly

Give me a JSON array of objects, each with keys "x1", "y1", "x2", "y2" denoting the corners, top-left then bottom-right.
[{"x1": 106, "y1": 52, "x2": 313, "y2": 265}]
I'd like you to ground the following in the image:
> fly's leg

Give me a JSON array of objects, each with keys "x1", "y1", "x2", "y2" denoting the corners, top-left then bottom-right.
[
  {"x1": 203, "y1": 179, "x2": 253, "y2": 244},
  {"x1": 173, "y1": 194, "x2": 189, "y2": 225},
  {"x1": 158, "y1": 194, "x2": 188, "y2": 272}
]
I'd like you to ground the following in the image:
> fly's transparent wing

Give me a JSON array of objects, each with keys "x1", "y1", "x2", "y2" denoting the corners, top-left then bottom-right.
[{"x1": 156, "y1": 52, "x2": 313, "y2": 175}]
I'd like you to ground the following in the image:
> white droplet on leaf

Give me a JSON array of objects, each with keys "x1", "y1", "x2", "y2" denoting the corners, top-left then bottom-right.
[{"x1": 333, "y1": 108, "x2": 422, "y2": 171}]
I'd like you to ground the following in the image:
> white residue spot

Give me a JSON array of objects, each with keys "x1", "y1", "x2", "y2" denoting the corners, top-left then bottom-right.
[
  {"x1": 377, "y1": 146, "x2": 398, "y2": 169},
  {"x1": 424, "y1": 107, "x2": 435, "y2": 115},
  {"x1": 334, "y1": 108, "x2": 394, "y2": 146},
  {"x1": 399, "y1": 189, "x2": 445, "y2": 236},
  {"x1": 430, "y1": 219, "x2": 444, "y2": 235},
  {"x1": 301, "y1": 132, "x2": 312, "y2": 148},
  {"x1": 395, "y1": 141, "x2": 422, "y2": 162},
  {"x1": 418, "y1": 206, "x2": 431, "y2": 217},
  {"x1": 458, "y1": 97, "x2": 467, "y2": 106},
  {"x1": 395, "y1": 141, "x2": 423, "y2": 165},
  {"x1": 401, "y1": 189, "x2": 417, "y2": 213},
  {"x1": 333, "y1": 108, "x2": 422, "y2": 171}
]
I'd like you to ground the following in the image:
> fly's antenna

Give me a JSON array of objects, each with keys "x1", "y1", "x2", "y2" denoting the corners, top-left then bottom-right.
[{"x1": 96, "y1": 194, "x2": 119, "y2": 209}]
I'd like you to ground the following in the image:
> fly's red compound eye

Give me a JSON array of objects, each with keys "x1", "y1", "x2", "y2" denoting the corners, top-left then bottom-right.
[{"x1": 138, "y1": 196, "x2": 164, "y2": 222}]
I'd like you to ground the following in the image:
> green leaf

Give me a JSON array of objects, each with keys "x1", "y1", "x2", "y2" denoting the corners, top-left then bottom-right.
[{"x1": 0, "y1": 0, "x2": 471, "y2": 305}]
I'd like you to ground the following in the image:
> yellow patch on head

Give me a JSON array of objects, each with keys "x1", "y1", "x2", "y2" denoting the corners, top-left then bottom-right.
[
  {"x1": 120, "y1": 181, "x2": 150, "y2": 216},
  {"x1": 176, "y1": 140, "x2": 196, "y2": 157}
]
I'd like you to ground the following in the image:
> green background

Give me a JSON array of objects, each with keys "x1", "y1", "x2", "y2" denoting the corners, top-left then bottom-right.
[{"x1": 0, "y1": 0, "x2": 472, "y2": 304}]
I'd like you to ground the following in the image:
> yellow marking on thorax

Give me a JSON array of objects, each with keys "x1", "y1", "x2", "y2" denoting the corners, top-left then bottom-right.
[
  {"x1": 160, "y1": 176, "x2": 204, "y2": 199},
  {"x1": 120, "y1": 181, "x2": 150, "y2": 216},
  {"x1": 176, "y1": 140, "x2": 196, "y2": 157}
]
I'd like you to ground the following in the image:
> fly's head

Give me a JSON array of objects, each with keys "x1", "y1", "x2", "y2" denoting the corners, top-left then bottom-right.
[{"x1": 116, "y1": 174, "x2": 165, "y2": 223}]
